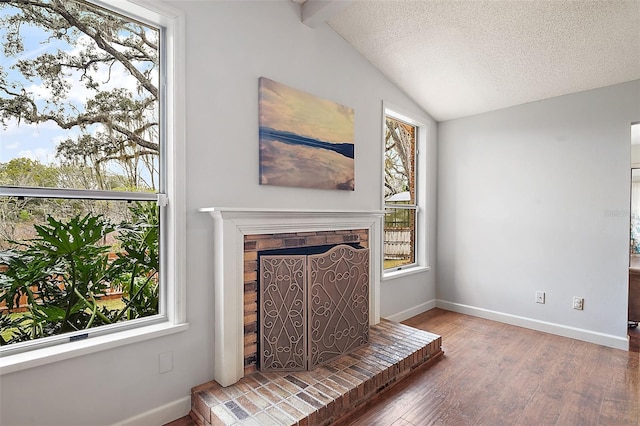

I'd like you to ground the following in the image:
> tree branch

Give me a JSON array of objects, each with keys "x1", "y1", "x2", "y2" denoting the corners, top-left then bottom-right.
[{"x1": 51, "y1": 0, "x2": 158, "y2": 98}]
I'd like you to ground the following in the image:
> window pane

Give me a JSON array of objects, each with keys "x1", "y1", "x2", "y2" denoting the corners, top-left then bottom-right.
[
  {"x1": 0, "y1": 197, "x2": 159, "y2": 346},
  {"x1": 0, "y1": 1, "x2": 160, "y2": 193},
  {"x1": 384, "y1": 117, "x2": 416, "y2": 203},
  {"x1": 384, "y1": 207, "x2": 415, "y2": 269},
  {"x1": 385, "y1": 113, "x2": 418, "y2": 271}
]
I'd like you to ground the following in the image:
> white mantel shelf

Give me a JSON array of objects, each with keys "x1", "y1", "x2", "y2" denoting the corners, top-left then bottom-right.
[
  {"x1": 200, "y1": 207, "x2": 384, "y2": 387},
  {"x1": 199, "y1": 207, "x2": 386, "y2": 215}
]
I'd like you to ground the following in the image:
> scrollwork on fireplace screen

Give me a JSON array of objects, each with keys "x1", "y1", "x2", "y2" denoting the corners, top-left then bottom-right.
[
  {"x1": 308, "y1": 245, "x2": 369, "y2": 369},
  {"x1": 259, "y1": 244, "x2": 369, "y2": 372},
  {"x1": 260, "y1": 255, "x2": 307, "y2": 371}
]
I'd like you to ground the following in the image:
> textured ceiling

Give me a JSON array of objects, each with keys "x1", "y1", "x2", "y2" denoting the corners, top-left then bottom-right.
[{"x1": 327, "y1": 0, "x2": 640, "y2": 121}]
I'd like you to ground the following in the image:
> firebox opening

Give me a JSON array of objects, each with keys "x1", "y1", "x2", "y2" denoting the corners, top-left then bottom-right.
[{"x1": 258, "y1": 242, "x2": 364, "y2": 258}]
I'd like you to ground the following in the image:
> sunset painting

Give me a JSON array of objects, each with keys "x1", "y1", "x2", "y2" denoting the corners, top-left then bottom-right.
[{"x1": 259, "y1": 77, "x2": 355, "y2": 191}]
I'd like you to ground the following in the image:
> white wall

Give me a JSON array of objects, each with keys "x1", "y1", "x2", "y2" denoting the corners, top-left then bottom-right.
[
  {"x1": 631, "y1": 124, "x2": 640, "y2": 166},
  {"x1": 0, "y1": 1, "x2": 437, "y2": 425},
  {"x1": 437, "y1": 80, "x2": 640, "y2": 348}
]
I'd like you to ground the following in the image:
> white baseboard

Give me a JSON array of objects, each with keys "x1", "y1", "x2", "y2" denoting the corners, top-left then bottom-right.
[
  {"x1": 384, "y1": 299, "x2": 436, "y2": 323},
  {"x1": 113, "y1": 396, "x2": 191, "y2": 426},
  {"x1": 436, "y1": 299, "x2": 629, "y2": 351}
]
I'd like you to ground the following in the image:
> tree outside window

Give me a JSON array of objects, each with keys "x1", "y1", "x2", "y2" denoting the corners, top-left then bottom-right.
[
  {"x1": 0, "y1": 0, "x2": 163, "y2": 349},
  {"x1": 384, "y1": 115, "x2": 417, "y2": 270}
]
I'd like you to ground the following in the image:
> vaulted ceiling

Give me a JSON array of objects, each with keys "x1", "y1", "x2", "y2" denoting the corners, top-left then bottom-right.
[{"x1": 298, "y1": 0, "x2": 640, "y2": 122}]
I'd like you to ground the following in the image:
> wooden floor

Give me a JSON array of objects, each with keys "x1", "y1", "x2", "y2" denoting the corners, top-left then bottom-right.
[
  {"x1": 169, "y1": 309, "x2": 640, "y2": 425},
  {"x1": 341, "y1": 309, "x2": 640, "y2": 425}
]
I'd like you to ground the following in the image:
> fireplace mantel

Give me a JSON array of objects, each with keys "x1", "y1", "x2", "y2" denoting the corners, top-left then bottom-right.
[{"x1": 200, "y1": 207, "x2": 384, "y2": 386}]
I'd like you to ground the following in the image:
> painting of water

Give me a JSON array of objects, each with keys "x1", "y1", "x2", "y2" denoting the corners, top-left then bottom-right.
[{"x1": 259, "y1": 77, "x2": 355, "y2": 191}]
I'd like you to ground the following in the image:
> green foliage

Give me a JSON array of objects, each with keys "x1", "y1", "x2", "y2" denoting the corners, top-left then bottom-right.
[
  {"x1": 0, "y1": 203, "x2": 159, "y2": 345},
  {"x1": 17, "y1": 210, "x2": 30, "y2": 222},
  {"x1": 0, "y1": 158, "x2": 59, "y2": 187},
  {"x1": 110, "y1": 202, "x2": 159, "y2": 321}
]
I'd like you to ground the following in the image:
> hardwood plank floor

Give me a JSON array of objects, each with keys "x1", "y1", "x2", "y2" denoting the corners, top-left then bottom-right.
[
  {"x1": 339, "y1": 309, "x2": 640, "y2": 426},
  {"x1": 168, "y1": 309, "x2": 640, "y2": 425}
]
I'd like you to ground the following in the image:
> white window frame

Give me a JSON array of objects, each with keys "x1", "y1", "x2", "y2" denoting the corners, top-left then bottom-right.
[
  {"x1": 382, "y1": 102, "x2": 429, "y2": 280},
  {"x1": 0, "y1": 0, "x2": 187, "y2": 375}
]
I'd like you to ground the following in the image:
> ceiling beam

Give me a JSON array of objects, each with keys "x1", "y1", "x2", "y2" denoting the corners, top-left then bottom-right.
[{"x1": 301, "y1": 0, "x2": 353, "y2": 28}]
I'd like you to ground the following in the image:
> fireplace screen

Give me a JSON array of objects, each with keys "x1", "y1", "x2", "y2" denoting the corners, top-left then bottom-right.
[{"x1": 259, "y1": 244, "x2": 369, "y2": 371}]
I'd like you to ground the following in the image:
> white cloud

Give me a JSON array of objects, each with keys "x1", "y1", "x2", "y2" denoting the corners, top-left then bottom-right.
[
  {"x1": 25, "y1": 82, "x2": 53, "y2": 100},
  {"x1": 1, "y1": 117, "x2": 68, "y2": 165},
  {"x1": 1, "y1": 117, "x2": 58, "y2": 139},
  {"x1": 1, "y1": 118, "x2": 25, "y2": 136}
]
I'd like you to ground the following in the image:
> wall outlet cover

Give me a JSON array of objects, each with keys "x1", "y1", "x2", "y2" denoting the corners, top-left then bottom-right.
[{"x1": 573, "y1": 297, "x2": 584, "y2": 310}]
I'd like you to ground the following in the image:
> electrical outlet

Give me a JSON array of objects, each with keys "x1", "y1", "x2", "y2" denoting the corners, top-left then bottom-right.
[
  {"x1": 573, "y1": 297, "x2": 584, "y2": 310},
  {"x1": 536, "y1": 291, "x2": 545, "y2": 304}
]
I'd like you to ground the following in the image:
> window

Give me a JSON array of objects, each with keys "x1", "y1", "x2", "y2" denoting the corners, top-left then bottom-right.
[
  {"x1": 0, "y1": 0, "x2": 185, "y2": 358},
  {"x1": 383, "y1": 106, "x2": 427, "y2": 273}
]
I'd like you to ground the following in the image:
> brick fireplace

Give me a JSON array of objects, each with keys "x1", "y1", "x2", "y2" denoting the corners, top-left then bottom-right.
[{"x1": 200, "y1": 208, "x2": 384, "y2": 387}]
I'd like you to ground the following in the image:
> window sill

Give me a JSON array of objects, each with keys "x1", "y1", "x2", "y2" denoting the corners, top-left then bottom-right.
[
  {"x1": 383, "y1": 265, "x2": 431, "y2": 281},
  {"x1": 0, "y1": 321, "x2": 189, "y2": 376}
]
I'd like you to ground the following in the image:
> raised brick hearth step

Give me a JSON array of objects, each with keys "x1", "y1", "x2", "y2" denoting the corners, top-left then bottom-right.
[{"x1": 190, "y1": 319, "x2": 443, "y2": 426}]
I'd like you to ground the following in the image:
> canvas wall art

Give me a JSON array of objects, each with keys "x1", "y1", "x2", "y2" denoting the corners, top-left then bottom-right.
[{"x1": 259, "y1": 77, "x2": 355, "y2": 191}]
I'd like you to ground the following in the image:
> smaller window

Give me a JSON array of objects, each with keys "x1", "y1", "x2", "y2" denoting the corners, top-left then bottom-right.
[{"x1": 384, "y1": 114, "x2": 418, "y2": 270}]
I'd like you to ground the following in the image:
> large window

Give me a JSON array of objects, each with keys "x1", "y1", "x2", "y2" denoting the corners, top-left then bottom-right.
[
  {"x1": 0, "y1": 0, "x2": 184, "y2": 357},
  {"x1": 383, "y1": 107, "x2": 426, "y2": 272}
]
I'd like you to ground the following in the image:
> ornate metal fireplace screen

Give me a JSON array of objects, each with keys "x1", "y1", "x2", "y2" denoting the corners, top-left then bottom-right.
[{"x1": 259, "y1": 244, "x2": 369, "y2": 371}]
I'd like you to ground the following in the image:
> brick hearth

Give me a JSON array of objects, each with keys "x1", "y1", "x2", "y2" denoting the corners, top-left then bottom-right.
[{"x1": 190, "y1": 319, "x2": 443, "y2": 426}]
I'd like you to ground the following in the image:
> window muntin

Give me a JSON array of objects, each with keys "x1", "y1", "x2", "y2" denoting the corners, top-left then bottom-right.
[
  {"x1": 384, "y1": 115, "x2": 417, "y2": 270},
  {"x1": 0, "y1": 0, "x2": 167, "y2": 352}
]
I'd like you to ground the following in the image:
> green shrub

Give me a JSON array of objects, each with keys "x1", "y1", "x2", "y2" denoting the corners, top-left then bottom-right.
[{"x1": 0, "y1": 203, "x2": 159, "y2": 345}]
